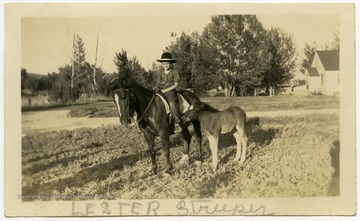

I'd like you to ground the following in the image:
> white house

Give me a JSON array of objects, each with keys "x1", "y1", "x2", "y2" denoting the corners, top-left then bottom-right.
[{"x1": 305, "y1": 50, "x2": 339, "y2": 95}]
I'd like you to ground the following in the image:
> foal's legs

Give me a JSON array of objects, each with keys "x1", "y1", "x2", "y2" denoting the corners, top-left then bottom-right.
[
  {"x1": 179, "y1": 128, "x2": 191, "y2": 164},
  {"x1": 192, "y1": 120, "x2": 203, "y2": 162},
  {"x1": 233, "y1": 126, "x2": 248, "y2": 164},
  {"x1": 208, "y1": 134, "x2": 219, "y2": 170}
]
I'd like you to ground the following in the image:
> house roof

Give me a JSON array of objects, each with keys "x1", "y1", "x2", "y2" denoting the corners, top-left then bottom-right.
[
  {"x1": 316, "y1": 50, "x2": 339, "y2": 71},
  {"x1": 307, "y1": 67, "x2": 320, "y2": 77}
]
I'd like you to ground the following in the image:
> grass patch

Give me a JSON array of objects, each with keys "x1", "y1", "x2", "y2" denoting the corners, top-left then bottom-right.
[
  {"x1": 201, "y1": 95, "x2": 339, "y2": 111},
  {"x1": 67, "y1": 106, "x2": 118, "y2": 118},
  {"x1": 66, "y1": 95, "x2": 339, "y2": 118},
  {"x1": 22, "y1": 113, "x2": 339, "y2": 200},
  {"x1": 22, "y1": 103, "x2": 71, "y2": 112}
]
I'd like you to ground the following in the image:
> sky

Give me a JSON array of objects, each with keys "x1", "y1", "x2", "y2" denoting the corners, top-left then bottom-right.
[{"x1": 21, "y1": 14, "x2": 339, "y2": 75}]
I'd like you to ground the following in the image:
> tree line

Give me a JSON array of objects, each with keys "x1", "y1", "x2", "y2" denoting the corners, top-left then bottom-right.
[{"x1": 21, "y1": 15, "x2": 339, "y2": 103}]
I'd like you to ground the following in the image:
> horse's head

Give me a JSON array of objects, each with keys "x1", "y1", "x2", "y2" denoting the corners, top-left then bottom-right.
[
  {"x1": 114, "y1": 88, "x2": 137, "y2": 128},
  {"x1": 181, "y1": 103, "x2": 205, "y2": 123}
]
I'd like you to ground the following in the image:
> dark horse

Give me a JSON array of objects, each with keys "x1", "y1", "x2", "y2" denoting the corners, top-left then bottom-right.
[{"x1": 113, "y1": 83, "x2": 203, "y2": 174}]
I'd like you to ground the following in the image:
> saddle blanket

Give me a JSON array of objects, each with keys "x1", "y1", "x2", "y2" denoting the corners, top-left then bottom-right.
[{"x1": 156, "y1": 93, "x2": 191, "y2": 115}]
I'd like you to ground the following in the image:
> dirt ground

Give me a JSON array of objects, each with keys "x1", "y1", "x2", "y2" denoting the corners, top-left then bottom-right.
[{"x1": 22, "y1": 108, "x2": 339, "y2": 135}]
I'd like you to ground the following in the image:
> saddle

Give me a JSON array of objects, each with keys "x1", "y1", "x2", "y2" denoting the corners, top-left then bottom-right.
[{"x1": 156, "y1": 93, "x2": 191, "y2": 116}]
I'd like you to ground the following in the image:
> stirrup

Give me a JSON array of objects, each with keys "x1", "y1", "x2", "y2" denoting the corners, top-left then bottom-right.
[{"x1": 174, "y1": 123, "x2": 183, "y2": 133}]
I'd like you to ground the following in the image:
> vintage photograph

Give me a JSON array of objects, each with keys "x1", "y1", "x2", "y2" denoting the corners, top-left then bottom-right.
[{"x1": 4, "y1": 2, "x2": 356, "y2": 217}]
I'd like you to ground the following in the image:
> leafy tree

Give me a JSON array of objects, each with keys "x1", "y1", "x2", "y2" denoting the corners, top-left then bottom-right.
[
  {"x1": 263, "y1": 27, "x2": 296, "y2": 95},
  {"x1": 114, "y1": 49, "x2": 131, "y2": 83},
  {"x1": 55, "y1": 32, "x2": 89, "y2": 102},
  {"x1": 21, "y1": 69, "x2": 28, "y2": 90},
  {"x1": 166, "y1": 32, "x2": 199, "y2": 90},
  {"x1": 302, "y1": 32, "x2": 339, "y2": 73},
  {"x1": 21, "y1": 69, "x2": 42, "y2": 94},
  {"x1": 331, "y1": 32, "x2": 340, "y2": 51},
  {"x1": 191, "y1": 32, "x2": 222, "y2": 95},
  {"x1": 128, "y1": 56, "x2": 150, "y2": 88},
  {"x1": 200, "y1": 15, "x2": 270, "y2": 96},
  {"x1": 323, "y1": 31, "x2": 340, "y2": 51},
  {"x1": 302, "y1": 42, "x2": 317, "y2": 70},
  {"x1": 22, "y1": 33, "x2": 112, "y2": 103},
  {"x1": 45, "y1": 72, "x2": 72, "y2": 103},
  {"x1": 114, "y1": 49, "x2": 150, "y2": 88},
  {"x1": 36, "y1": 76, "x2": 53, "y2": 92}
]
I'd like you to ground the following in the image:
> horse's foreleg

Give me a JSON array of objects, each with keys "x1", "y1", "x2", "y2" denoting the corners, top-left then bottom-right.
[
  {"x1": 160, "y1": 132, "x2": 173, "y2": 174},
  {"x1": 192, "y1": 120, "x2": 203, "y2": 163},
  {"x1": 143, "y1": 133, "x2": 157, "y2": 174},
  {"x1": 179, "y1": 128, "x2": 191, "y2": 164},
  {"x1": 208, "y1": 135, "x2": 219, "y2": 170},
  {"x1": 233, "y1": 127, "x2": 248, "y2": 164}
]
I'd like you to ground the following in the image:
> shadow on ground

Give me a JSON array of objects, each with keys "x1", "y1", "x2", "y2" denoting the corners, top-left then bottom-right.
[
  {"x1": 22, "y1": 149, "x2": 148, "y2": 199},
  {"x1": 328, "y1": 139, "x2": 340, "y2": 196}
]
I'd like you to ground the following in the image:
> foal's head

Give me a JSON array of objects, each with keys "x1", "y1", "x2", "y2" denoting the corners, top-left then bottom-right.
[{"x1": 182, "y1": 103, "x2": 218, "y2": 123}]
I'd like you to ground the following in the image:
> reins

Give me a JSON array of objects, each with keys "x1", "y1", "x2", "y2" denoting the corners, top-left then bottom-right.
[{"x1": 135, "y1": 91, "x2": 156, "y2": 123}]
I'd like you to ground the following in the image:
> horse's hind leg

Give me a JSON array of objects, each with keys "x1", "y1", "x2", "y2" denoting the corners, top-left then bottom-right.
[
  {"x1": 233, "y1": 126, "x2": 248, "y2": 165},
  {"x1": 208, "y1": 134, "x2": 219, "y2": 170}
]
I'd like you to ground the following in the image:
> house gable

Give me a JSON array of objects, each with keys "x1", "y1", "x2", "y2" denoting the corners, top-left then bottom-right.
[
  {"x1": 309, "y1": 50, "x2": 340, "y2": 95},
  {"x1": 316, "y1": 50, "x2": 339, "y2": 71},
  {"x1": 307, "y1": 67, "x2": 320, "y2": 77}
]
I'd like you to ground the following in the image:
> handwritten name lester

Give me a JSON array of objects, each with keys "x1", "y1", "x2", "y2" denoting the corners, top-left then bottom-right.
[{"x1": 71, "y1": 200, "x2": 274, "y2": 216}]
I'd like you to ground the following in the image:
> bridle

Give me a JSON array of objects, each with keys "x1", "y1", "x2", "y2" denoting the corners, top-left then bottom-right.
[{"x1": 116, "y1": 88, "x2": 156, "y2": 128}]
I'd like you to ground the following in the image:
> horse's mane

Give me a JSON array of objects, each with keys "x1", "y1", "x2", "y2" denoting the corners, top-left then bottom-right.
[
  {"x1": 126, "y1": 83, "x2": 153, "y2": 96},
  {"x1": 108, "y1": 77, "x2": 153, "y2": 96},
  {"x1": 201, "y1": 102, "x2": 219, "y2": 113}
]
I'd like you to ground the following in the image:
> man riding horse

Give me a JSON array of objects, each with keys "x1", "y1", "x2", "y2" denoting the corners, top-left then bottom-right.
[
  {"x1": 153, "y1": 52, "x2": 184, "y2": 133},
  {"x1": 113, "y1": 52, "x2": 203, "y2": 174}
]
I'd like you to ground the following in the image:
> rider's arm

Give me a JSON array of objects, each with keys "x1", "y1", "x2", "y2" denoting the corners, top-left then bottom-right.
[
  {"x1": 161, "y1": 70, "x2": 180, "y2": 93},
  {"x1": 161, "y1": 83, "x2": 178, "y2": 93}
]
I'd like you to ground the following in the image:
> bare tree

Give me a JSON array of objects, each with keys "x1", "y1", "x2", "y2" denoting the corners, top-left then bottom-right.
[{"x1": 56, "y1": 31, "x2": 88, "y2": 101}]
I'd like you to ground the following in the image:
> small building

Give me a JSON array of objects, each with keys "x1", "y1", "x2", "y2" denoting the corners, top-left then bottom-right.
[
  {"x1": 291, "y1": 69, "x2": 306, "y2": 86},
  {"x1": 305, "y1": 67, "x2": 321, "y2": 93},
  {"x1": 305, "y1": 50, "x2": 340, "y2": 95}
]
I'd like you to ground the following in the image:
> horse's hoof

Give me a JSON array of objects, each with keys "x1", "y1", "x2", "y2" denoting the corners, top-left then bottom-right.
[
  {"x1": 179, "y1": 154, "x2": 190, "y2": 164},
  {"x1": 163, "y1": 170, "x2": 172, "y2": 177},
  {"x1": 148, "y1": 167, "x2": 157, "y2": 175},
  {"x1": 163, "y1": 172, "x2": 171, "y2": 177},
  {"x1": 194, "y1": 160, "x2": 202, "y2": 166}
]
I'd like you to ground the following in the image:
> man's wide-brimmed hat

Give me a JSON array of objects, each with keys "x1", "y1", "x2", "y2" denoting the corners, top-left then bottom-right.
[{"x1": 157, "y1": 52, "x2": 177, "y2": 63}]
